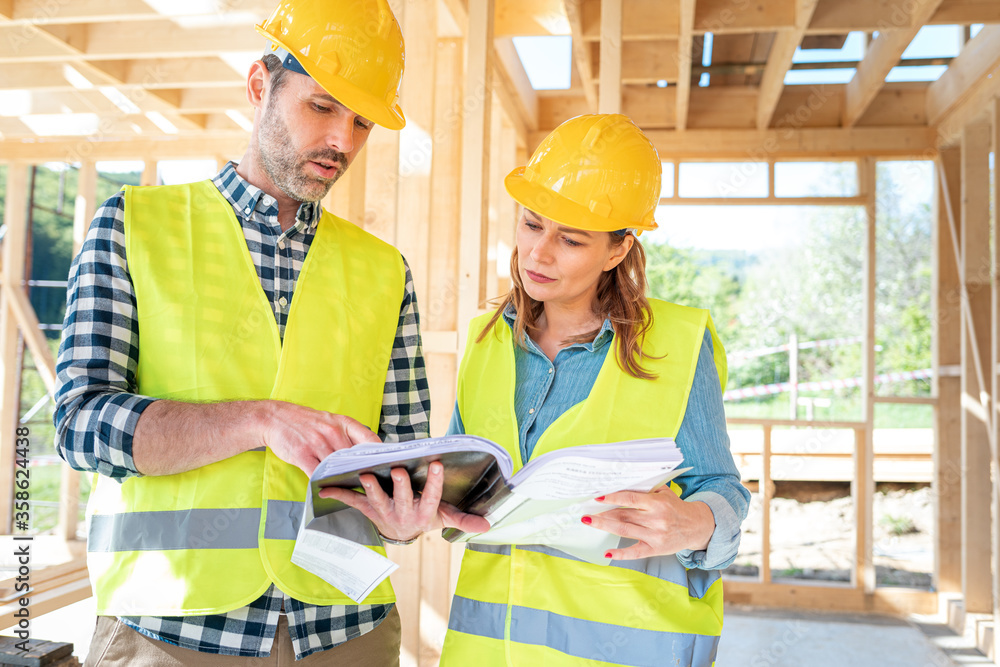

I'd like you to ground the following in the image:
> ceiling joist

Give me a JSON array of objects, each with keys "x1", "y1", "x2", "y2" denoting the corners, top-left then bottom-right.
[
  {"x1": 756, "y1": 0, "x2": 820, "y2": 130},
  {"x1": 842, "y1": 0, "x2": 947, "y2": 127}
]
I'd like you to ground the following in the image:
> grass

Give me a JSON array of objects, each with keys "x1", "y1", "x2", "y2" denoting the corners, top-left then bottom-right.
[{"x1": 879, "y1": 514, "x2": 919, "y2": 536}]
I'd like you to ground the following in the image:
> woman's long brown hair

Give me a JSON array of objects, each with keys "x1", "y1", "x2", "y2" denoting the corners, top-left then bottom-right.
[{"x1": 476, "y1": 231, "x2": 658, "y2": 380}]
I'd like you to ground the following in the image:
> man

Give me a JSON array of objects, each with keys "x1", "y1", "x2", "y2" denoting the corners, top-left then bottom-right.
[{"x1": 54, "y1": 1, "x2": 482, "y2": 663}]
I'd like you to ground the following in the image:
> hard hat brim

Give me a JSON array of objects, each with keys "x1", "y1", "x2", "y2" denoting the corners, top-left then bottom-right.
[
  {"x1": 257, "y1": 28, "x2": 406, "y2": 131},
  {"x1": 504, "y1": 166, "x2": 658, "y2": 234}
]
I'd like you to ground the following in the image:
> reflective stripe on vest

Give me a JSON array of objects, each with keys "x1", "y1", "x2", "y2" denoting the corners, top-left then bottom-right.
[
  {"x1": 448, "y1": 595, "x2": 720, "y2": 667},
  {"x1": 86, "y1": 181, "x2": 404, "y2": 616},
  {"x1": 443, "y1": 300, "x2": 726, "y2": 667}
]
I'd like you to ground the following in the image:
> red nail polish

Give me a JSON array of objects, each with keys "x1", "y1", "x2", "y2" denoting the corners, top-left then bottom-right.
[
  {"x1": 604, "y1": 552, "x2": 613, "y2": 559},
  {"x1": 581, "y1": 516, "x2": 592, "y2": 525},
  {"x1": 595, "y1": 496, "x2": 605, "y2": 502}
]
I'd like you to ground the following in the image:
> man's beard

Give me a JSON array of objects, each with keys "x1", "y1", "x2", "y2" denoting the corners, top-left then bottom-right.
[{"x1": 256, "y1": 96, "x2": 348, "y2": 203}]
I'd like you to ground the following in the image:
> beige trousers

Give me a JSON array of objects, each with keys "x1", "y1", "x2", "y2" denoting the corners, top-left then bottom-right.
[{"x1": 84, "y1": 606, "x2": 401, "y2": 666}]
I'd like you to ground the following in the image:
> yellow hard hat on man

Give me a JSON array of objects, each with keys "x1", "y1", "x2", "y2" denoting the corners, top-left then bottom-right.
[
  {"x1": 257, "y1": 0, "x2": 406, "y2": 130},
  {"x1": 504, "y1": 113, "x2": 660, "y2": 234}
]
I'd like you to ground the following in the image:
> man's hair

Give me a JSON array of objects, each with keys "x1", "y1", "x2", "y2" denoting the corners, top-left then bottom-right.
[{"x1": 262, "y1": 53, "x2": 290, "y2": 100}]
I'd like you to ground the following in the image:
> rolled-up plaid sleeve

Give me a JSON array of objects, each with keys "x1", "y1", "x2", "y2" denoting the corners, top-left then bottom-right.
[{"x1": 53, "y1": 191, "x2": 156, "y2": 481}]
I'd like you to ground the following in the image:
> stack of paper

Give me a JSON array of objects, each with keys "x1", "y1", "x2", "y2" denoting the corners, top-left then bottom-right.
[{"x1": 292, "y1": 435, "x2": 685, "y2": 602}]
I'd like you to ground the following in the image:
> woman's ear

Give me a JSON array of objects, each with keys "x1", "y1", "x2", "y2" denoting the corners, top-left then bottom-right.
[{"x1": 604, "y1": 234, "x2": 635, "y2": 272}]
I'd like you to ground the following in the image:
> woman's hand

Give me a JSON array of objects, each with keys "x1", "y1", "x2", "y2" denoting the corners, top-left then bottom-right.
[
  {"x1": 318, "y1": 461, "x2": 491, "y2": 542},
  {"x1": 581, "y1": 487, "x2": 716, "y2": 560}
]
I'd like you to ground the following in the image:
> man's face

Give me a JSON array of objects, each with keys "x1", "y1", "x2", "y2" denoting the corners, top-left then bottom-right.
[{"x1": 255, "y1": 70, "x2": 374, "y2": 203}]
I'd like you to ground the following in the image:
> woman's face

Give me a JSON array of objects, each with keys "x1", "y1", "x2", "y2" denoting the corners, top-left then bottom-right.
[{"x1": 515, "y1": 209, "x2": 633, "y2": 310}]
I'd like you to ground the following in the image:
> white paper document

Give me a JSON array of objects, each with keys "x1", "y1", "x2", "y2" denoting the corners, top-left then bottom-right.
[
  {"x1": 291, "y1": 485, "x2": 398, "y2": 604},
  {"x1": 291, "y1": 435, "x2": 686, "y2": 598}
]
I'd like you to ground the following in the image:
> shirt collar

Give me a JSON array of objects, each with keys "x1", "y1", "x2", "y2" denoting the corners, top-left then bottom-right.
[
  {"x1": 501, "y1": 304, "x2": 615, "y2": 352},
  {"x1": 212, "y1": 161, "x2": 322, "y2": 232}
]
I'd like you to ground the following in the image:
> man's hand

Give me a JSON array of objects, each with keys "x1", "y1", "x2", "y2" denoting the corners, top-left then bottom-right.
[
  {"x1": 131, "y1": 399, "x2": 378, "y2": 477},
  {"x1": 261, "y1": 401, "x2": 379, "y2": 477},
  {"x1": 318, "y1": 461, "x2": 491, "y2": 542}
]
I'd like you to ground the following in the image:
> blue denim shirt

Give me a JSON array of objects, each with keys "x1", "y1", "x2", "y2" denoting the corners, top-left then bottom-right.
[{"x1": 448, "y1": 308, "x2": 750, "y2": 570}]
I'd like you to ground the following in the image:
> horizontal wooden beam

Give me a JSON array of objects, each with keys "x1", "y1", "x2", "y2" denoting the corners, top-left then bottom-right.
[
  {"x1": 0, "y1": 0, "x2": 272, "y2": 24},
  {"x1": 931, "y1": 0, "x2": 1000, "y2": 24},
  {"x1": 695, "y1": 0, "x2": 797, "y2": 34},
  {"x1": 5, "y1": 0, "x2": 566, "y2": 36},
  {"x1": 539, "y1": 82, "x2": 928, "y2": 132},
  {"x1": 0, "y1": 21, "x2": 263, "y2": 63},
  {"x1": 529, "y1": 126, "x2": 937, "y2": 159},
  {"x1": 0, "y1": 85, "x2": 247, "y2": 122},
  {"x1": 0, "y1": 135, "x2": 249, "y2": 162},
  {"x1": 724, "y1": 580, "x2": 939, "y2": 615},
  {"x1": 580, "y1": 0, "x2": 678, "y2": 41},
  {"x1": 810, "y1": 0, "x2": 1000, "y2": 33},
  {"x1": 0, "y1": 558, "x2": 90, "y2": 629},
  {"x1": 661, "y1": 196, "x2": 870, "y2": 206}
]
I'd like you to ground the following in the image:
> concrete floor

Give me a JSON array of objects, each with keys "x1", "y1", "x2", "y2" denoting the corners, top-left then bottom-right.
[
  {"x1": 719, "y1": 606, "x2": 991, "y2": 667},
  {"x1": 3, "y1": 598, "x2": 993, "y2": 666}
]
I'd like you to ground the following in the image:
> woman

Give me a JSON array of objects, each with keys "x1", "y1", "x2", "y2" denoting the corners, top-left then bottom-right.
[{"x1": 439, "y1": 114, "x2": 750, "y2": 667}]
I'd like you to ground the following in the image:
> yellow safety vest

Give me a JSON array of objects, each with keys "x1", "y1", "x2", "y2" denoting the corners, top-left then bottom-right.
[
  {"x1": 441, "y1": 300, "x2": 728, "y2": 667},
  {"x1": 86, "y1": 180, "x2": 405, "y2": 616}
]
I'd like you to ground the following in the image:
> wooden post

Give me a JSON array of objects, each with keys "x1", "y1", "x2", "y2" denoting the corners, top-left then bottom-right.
[
  {"x1": 73, "y1": 160, "x2": 97, "y2": 257},
  {"x1": 992, "y1": 97, "x2": 1000, "y2": 659},
  {"x1": 676, "y1": 0, "x2": 696, "y2": 131},
  {"x1": 788, "y1": 333, "x2": 798, "y2": 421},
  {"x1": 425, "y1": 37, "x2": 465, "y2": 437},
  {"x1": 456, "y1": 0, "x2": 494, "y2": 351},
  {"x1": 486, "y1": 97, "x2": 504, "y2": 301},
  {"x1": 496, "y1": 117, "x2": 518, "y2": 296},
  {"x1": 855, "y1": 156, "x2": 876, "y2": 594},
  {"x1": 141, "y1": 158, "x2": 157, "y2": 187},
  {"x1": 761, "y1": 425, "x2": 772, "y2": 584},
  {"x1": 960, "y1": 121, "x2": 992, "y2": 614},
  {"x1": 0, "y1": 164, "x2": 29, "y2": 534},
  {"x1": 323, "y1": 149, "x2": 367, "y2": 225},
  {"x1": 598, "y1": 0, "x2": 621, "y2": 114},
  {"x1": 395, "y1": 0, "x2": 436, "y2": 305},
  {"x1": 935, "y1": 147, "x2": 963, "y2": 595},
  {"x1": 418, "y1": 34, "x2": 469, "y2": 667}
]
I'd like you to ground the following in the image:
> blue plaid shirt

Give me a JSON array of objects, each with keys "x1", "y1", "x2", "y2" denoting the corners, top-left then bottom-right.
[{"x1": 54, "y1": 162, "x2": 431, "y2": 659}]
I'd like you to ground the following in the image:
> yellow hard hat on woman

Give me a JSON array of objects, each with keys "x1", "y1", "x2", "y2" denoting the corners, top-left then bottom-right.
[
  {"x1": 257, "y1": 0, "x2": 406, "y2": 130},
  {"x1": 504, "y1": 113, "x2": 660, "y2": 234}
]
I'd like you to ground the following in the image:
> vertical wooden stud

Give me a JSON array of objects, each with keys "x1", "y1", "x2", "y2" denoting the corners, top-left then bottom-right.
[
  {"x1": 598, "y1": 0, "x2": 621, "y2": 115},
  {"x1": 935, "y1": 147, "x2": 963, "y2": 595},
  {"x1": 0, "y1": 164, "x2": 29, "y2": 534},
  {"x1": 73, "y1": 160, "x2": 97, "y2": 257},
  {"x1": 457, "y1": 0, "x2": 494, "y2": 351},
  {"x1": 960, "y1": 121, "x2": 992, "y2": 614},
  {"x1": 855, "y1": 156, "x2": 876, "y2": 593}
]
